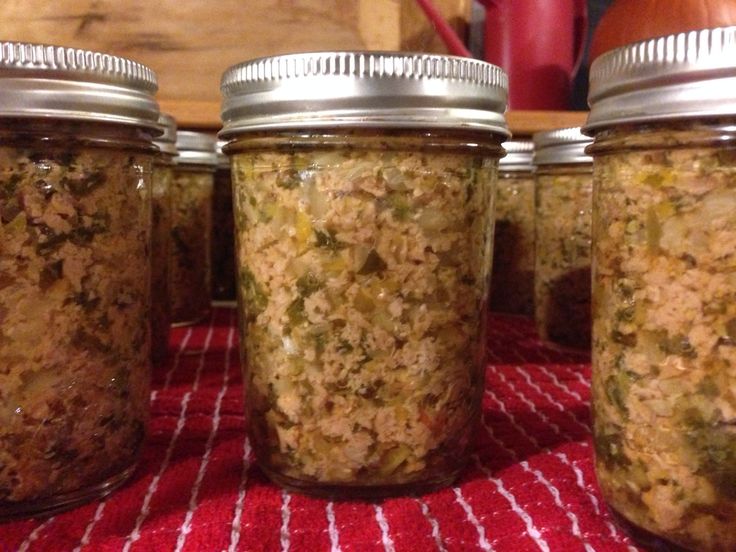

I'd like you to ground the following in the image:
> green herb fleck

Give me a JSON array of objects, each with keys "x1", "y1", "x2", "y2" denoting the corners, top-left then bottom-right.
[
  {"x1": 358, "y1": 250, "x2": 388, "y2": 275},
  {"x1": 660, "y1": 333, "x2": 697, "y2": 359},
  {"x1": 594, "y1": 425, "x2": 631, "y2": 469},
  {"x1": 296, "y1": 272, "x2": 323, "y2": 297},
  {"x1": 62, "y1": 170, "x2": 106, "y2": 197},
  {"x1": 276, "y1": 169, "x2": 301, "y2": 190},
  {"x1": 240, "y1": 267, "x2": 268, "y2": 316},
  {"x1": 286, "y1": 296, "x2": 306, "y2": 325},
  {"x1": 314, "y1": 230, "x2": 343, "y2": 251}
]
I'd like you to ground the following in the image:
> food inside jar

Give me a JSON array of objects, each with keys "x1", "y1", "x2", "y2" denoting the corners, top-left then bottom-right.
[
  {"x1": 232, "y1": 142, "x2": 496, "y2": 489},
  {"x1": 212, "y1": 166, "x2": 236, "y2": 301},
  {"x1": 535, "y1": 168, "x2": 592, "y2": 348},
  {"x1": 592, "y1": 135, "x2": 736, "y2": 552},
  {"x1": 152, "y1": 162, "x2": 173, "y2": 360},
  {"x1": 0, "y1": 143, "x2": 151, "y2": 508},
  {"x1": 170, "y1": 168, "x2": 213, "y2": 324},
  {"x1": 491, "y1": 173, "x2": 535, "y2": 315}
]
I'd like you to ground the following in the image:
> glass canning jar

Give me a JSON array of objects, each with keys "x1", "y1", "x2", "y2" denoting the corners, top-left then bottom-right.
[
  {"x1": 151, "y1": 113, "x2": 177, "y2": 362},
  {"x1": 490, "y1": 140, "x2": 535, "y2": 315},
  {"x1": 585, "y1": 26, "x2": 736, "y2": 552},
  {"x1": 170, "y1": 131, "x2": 217, "y2": 326},
  {"x1": 0, "y1": 42, "x2": 160, "y2": 519},
  {"x1": 220, "y1": 52, "x2": 509, "y2": 497},
  {"x1": 212, "y1": 141, "x2": 236, "y2": 302},
  {"x1": 532, "y1": 128, "x2": 593, "y2": 349}
]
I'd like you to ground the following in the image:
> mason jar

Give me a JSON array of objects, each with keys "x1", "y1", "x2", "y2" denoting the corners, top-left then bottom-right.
[
  {"x1": 220, "y1": 52, "x2": 508, "y2": 497},
  {"x1": 0, "y1": 42, "x2": 159, "y2": 519},
  {"x1": 585, "y1": 27, "x2": 736, "y2": 552},
  {"x1": 151, "y1": 113, "x2": 177, "y2": 362},
  {"x1": 211, "y1": 140, "x2": 236, "y2": 303},
  {"x1": 170, "y1": 131, "x2": 217, "y2": 325},
  {"x1": 533, "y1": 128, "x2": 593, "y2": 349},
  {"x1": 490, "y1": 140, "x2": 535, "y2": 315}
]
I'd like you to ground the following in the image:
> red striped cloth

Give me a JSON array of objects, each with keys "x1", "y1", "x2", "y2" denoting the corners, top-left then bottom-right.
[{"x1": 0, "y1": 307, "x2": 643, "y2": 551}]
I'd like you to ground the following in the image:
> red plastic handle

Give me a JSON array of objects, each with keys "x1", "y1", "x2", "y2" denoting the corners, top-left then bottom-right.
[
  {"x1": 414, "y1": 0, "x2": 473, "y2": 58},
  {"x1": 572, "y1": 0, "x2": 589, "y2": 74}
]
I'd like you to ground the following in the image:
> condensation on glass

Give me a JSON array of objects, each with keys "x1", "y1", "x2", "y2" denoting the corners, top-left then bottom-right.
[
  {"x1": 220, "y1": 52, "x2": 509, "y2": 497},
  {"x1": 0, "y1": 42, "x2": 160, "y2": 519},
  {"x1": 585, "y1": 26, "x2": 736, "y2": 552}
]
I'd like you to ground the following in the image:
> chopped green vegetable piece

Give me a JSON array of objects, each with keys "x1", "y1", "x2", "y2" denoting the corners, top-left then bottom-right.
[
  {"x1": 357, "y1": 250, "x2": 388, "y2": 275},
  {"x1": 286, "y1": 296, "x2": 306, "y2": 325},
  {"x1": 314, "y1": 229, "x2": 343, "y2": 251},
  {"x1": 296, "y1": 272, "x2": 323, "y2": 297}
]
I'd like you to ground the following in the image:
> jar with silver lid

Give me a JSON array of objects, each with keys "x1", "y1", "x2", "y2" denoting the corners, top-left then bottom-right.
[
  {"x1": 220, "y1": 51, "x2": 508, "y2": 497},
  {"x1": 170, "y1": 131, "x2": 217, "y2": 326},
  {"x1": 585, "y1": 26, "x2": 736, "y2": 552},
  {"x1": 211, "y1": 140, "x2": 236, "y2": 303},
  {"x1": 490, "y1": 140, "x2": 535, "y2": 315},
  {"x1": 152, "y1": 113, "x2": 177, "y2": 362},
  {"x1": 533, "y1": 128, "x2": 593, "y2": 349},
  {"x1": 0, "y1": 42, "x2": 159, "y2": 519}
]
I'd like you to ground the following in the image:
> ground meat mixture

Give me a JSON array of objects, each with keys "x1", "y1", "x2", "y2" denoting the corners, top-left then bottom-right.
[
  {"x1": 151, "y1": 160, "x2": 173, "y2": 361},
  {"x1": 170, "y1": 167, "x2": 213, "y2": 325},
  {"x1": 230, "y1": 135, "x2": 498, "y2": 493},
  {"x1": 212, "y1": 164, "x2": 236, "y2": 301},
  {"x1": 535, "y1": 166, "x2": 592, "y2": 349},
  {"x1": 491, "y1": 171, "x2": 535, "y2": 315},
  {"x1": 0, "y1": 141, "x2": 152, "y2": 514},
  {"x1": 592, "y1": 126, "x2": 736, "y2": 551}
]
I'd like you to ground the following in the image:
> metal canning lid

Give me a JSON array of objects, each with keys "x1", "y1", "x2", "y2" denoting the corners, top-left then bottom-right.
[
  {"x1": 219, "y1": 51, "x2": 509, "y2": 137},
  {"x1": 155, "y1": 113, "x2": 178, "y2": 156},
  {"x1": 585, "y1": 26, "x2": 736, "y2": 133},
  {"x1": 215, "y1": 140, "x2": 229, "y2": 169},
  {"x1": 0, "y1": 41, "x2": 160, "y2": 131},
  {"x1": 499, "y1": 140, "x2": 534, "y2": 172},
  {"x1": 533, "y1": 127, "x2": 592, "y2": 165},
  {"x1": 176, "y1": 131, "x2": 218, "y2": 166}
]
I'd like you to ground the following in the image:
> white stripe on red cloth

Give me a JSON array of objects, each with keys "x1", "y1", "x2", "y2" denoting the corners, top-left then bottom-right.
[
  {"x1": 174, "y1": 321, "x2": 236, "y2": 552},
  {"x1": 453, "y1": 487, "x2": 494, "y2": 552},
  {"x1": 374, "y1": 504, "x2": 396, "y2": 552}
]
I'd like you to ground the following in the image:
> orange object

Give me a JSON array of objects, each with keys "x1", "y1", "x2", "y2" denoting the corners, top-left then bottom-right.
[{"x1": 590, "y1": 0, "x2": 736, "y2": 61}]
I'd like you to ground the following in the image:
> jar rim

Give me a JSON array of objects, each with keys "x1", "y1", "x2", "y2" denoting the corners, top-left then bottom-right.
[
  {"x1": 0, "y1": 41, "x2": 160, "y2": 132},
  {"x1": 176, "y1": 131, "x2": 218, "y2": 166},
  {"x1": 533, "y1": 127, "x2": 592, "y2": 165},
  {"x1": 219, "y1": 51, "x2": 509, "y2": 137},
  {"x1": 585, "y1": 26, "x2": 736, "y2": 134}
]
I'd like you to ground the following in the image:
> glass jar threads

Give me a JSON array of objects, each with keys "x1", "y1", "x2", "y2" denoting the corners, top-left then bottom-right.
[
  {"x1": 170, "y1": 131, "x2": 217, "y2": 325},
  {"x1": 0, "y1": 42, "x2": 159, "y2": 519},
  {"x1": 220, "y1": 52, "x2": 509, "y2": 497},
  {"x1": 490, "y1": 140, "x2": 535, "y2": 315},
  {"x1": 151, "y1": 113, "x2": 177, "y2": 362},
  {"x1": 585, "y1": 26, "x2": 736, "y2": 552},
  {"x1": 532, "y1": 127, "x2": 593, "y2": 349}
]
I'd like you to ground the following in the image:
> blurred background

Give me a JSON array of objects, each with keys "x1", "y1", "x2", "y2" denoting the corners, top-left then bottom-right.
[{"x1": 6, "y1": 0, "x2": 735, "y2": 133}]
